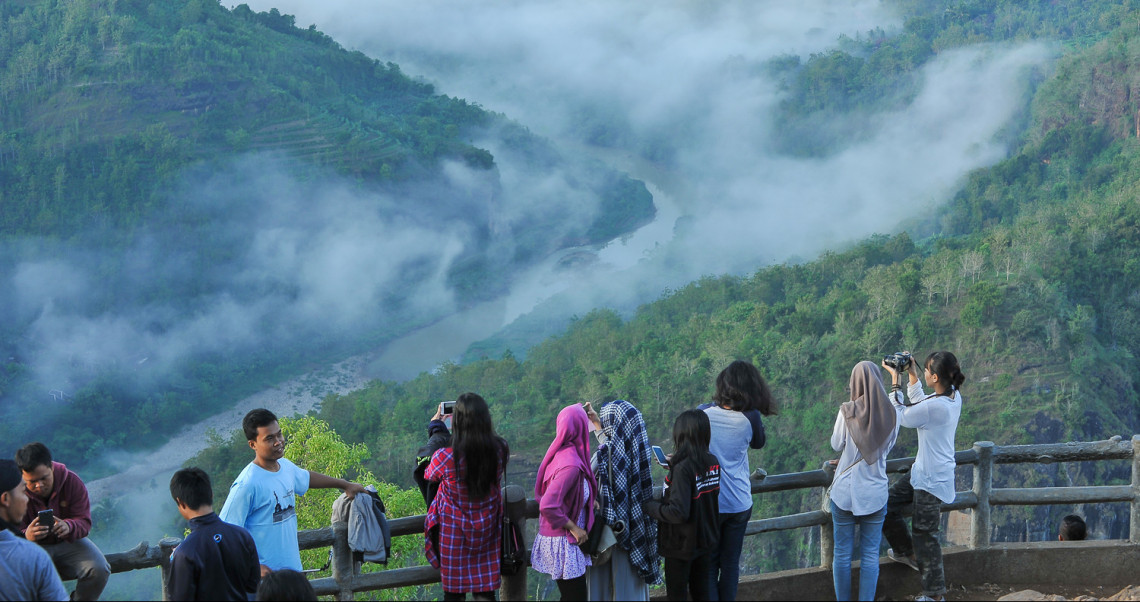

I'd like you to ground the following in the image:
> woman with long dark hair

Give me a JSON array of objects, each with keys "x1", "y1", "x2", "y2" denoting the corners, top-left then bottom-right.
[
  {"x1": 699, "y1": 360, "x2": 776, "y2": 601},
  {"x1": 881, "y1": 351, "x2": 965, "y2": 602},
  {"x1": 423, "y1": 392, "x2": 510, "y2": 601},
  {"x1": 643, "y1": 409, "x2": 721, "y2": 601}
]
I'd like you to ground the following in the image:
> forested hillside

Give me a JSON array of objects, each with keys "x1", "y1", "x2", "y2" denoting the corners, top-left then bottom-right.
[
  {"x1": 0, "y1": 0, "x2": 654, "y2": 464},
  {"x1": 0, "y1": 0, "x2": 651, "y2": 238},
  {"x1": 0, "y1": 0, "x2": 486, "y2": 235},
  {"x1": 186, "y1": 0, "x2": 1140, "y2": 584}
]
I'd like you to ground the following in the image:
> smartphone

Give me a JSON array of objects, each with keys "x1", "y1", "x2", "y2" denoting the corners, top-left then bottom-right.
[
  {"x1": 441, "y1": 400, "x2": 456, "y2": 415},
  {"x1": 38, "y1": 509, "x2": 54, "y2": 530},
  {"x1": 651, "y1": 445, "x2": 669, "y2": 467}
]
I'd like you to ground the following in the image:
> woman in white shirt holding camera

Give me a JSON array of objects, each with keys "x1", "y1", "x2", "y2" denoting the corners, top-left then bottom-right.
[{"x1": 881, "y1": 351, "x2": 965, "y2": 602}]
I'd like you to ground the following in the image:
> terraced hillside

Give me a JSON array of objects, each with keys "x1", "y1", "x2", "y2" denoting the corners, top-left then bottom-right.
[{"x1": 0, "y1": 0, "x2": 655, "y2": 464}]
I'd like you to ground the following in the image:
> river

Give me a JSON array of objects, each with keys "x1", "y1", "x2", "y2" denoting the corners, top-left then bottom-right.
[{"x1": 87, "y1": 153, "x2": 683, "y2": 505}]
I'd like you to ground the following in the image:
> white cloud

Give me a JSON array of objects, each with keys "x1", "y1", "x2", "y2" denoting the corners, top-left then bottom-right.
[
  {"x1": 4, "y1": 2, "x2": 1056, "y2": 395},
  {"x1": 240, "y1": 1, "x2": 1051, "y2": 321}
]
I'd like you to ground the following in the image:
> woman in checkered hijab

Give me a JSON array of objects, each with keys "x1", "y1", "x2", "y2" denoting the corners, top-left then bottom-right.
[{"x1": 586, "y1": 399, "x2": 660, "y2": 600}]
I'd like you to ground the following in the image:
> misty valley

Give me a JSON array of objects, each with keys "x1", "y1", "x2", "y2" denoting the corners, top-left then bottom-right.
[{"x1": 3, "y1": 0, "x2": 1140, "y2": 600}]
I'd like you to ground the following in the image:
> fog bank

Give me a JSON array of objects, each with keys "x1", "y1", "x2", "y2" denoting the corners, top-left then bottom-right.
[{"x1": 243, "y1": 0, "x2": 1053, "y2": 330}]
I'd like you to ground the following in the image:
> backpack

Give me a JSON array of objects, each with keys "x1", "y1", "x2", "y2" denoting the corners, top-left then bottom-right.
[{"x1": 413, "y1": 426, "x2": 452, "y2": 507}]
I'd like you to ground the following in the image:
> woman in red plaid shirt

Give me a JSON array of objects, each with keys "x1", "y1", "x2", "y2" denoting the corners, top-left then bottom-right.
[{"x1": 424, "y1": 392, "x2": 510, "y2": 601}]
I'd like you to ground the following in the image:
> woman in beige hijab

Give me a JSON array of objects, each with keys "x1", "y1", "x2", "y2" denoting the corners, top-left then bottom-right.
[{"x1": 827, "y1": 361, "x2": 901, "y2": 601}]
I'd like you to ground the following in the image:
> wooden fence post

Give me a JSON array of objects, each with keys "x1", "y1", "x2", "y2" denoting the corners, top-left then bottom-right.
[
  {"x1": 501, "y1": 484, "x2": 528, "y2": 602},
  {"x1": 820, "y1": 461, "x2": 834, "y2": 569},
  {"x1": 970, "y1": 441, "x2": 994, "y2": 549},
  {"x1": 158, "y1": 537, "x2": 180, "y2": 602},
  {"x1": 332, "y1": 521, "x2": 354, "y2": 601},
  {"x1": 1131, "y1": 435, "x2": 1140, "y2": 544}
]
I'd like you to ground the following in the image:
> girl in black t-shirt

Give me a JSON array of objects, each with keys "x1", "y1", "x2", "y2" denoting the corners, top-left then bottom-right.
[{"x1": 643, "y1": 409, "x2": 722, "y2": 601}]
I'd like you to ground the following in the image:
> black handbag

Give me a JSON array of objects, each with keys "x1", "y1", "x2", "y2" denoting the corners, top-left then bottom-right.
[
  {"x1": 582, "y1": 441, "x2": 621, "y2": 564},
  {"x1": 583, "y1": 510, "x2": 618, "y2": 564},
  {"x1": 582, "y1": 508, "x2": 609, "y2": 555},
  {"x1": 501, "y1": 511, "x2": 526, "y2": 575},
  {"x1": 501, "y1": 471, "x2": 525, "y2": 576}
]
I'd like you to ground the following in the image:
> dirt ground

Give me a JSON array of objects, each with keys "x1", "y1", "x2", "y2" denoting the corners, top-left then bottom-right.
[{"x1": 884, "y1": 583, "x2": 1137, "y2": 601}]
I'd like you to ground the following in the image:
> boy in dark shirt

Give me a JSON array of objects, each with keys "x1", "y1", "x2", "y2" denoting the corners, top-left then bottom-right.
[{"x1": 168, "y1": 468, "x2": 260, "y2": 601}]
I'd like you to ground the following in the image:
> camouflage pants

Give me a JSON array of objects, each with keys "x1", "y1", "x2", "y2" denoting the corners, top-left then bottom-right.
[{"x1": 881, "y1": 472, "x2": 947, "y2": 598}]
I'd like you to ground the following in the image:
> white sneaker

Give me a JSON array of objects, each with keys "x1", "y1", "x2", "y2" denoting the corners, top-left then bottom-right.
[
  {"x1": 914, "y1": 596, "x2": 943, "y2": 601},
  {"x1": 888, "y1": 548, "x2": 920, "y2": 571}
]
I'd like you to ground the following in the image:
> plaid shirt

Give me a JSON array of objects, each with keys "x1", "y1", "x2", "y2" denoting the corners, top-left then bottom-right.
[{"x1": 424, "y1": 446, "x2": 505, "y2": 593}]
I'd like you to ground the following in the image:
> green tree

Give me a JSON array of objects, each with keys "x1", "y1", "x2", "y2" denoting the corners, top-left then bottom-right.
[{"x1": 280, "y1": 416, "x2": 430, "y2": 601}]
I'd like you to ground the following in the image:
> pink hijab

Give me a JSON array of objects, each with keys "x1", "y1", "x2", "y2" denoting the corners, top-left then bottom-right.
[{"x1": 534, "y1": 404, "x2": 599, "y2": 509}]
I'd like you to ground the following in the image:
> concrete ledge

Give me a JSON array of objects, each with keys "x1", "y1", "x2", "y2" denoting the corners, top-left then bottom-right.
[{"x1": 652, "y1": 540, "x2": 1140, "y2": 601}]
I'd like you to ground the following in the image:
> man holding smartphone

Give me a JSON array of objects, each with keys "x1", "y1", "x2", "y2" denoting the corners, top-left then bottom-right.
[
  {"x1": 0, "y1": 458, "x2": 68, "y2": 601},
  {"x1": 16, "y1": 442, "x2": 111, "y2": 601}
]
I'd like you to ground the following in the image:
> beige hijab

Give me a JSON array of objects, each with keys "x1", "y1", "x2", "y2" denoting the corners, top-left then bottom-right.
[{"x1": 840, "y1": 361, "x2": 896, "y2": 465}]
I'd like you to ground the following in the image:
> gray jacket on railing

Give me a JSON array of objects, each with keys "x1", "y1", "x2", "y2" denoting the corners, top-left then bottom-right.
[{"x1": 332, "y1": 487, "x2": 392, "y2": 564}]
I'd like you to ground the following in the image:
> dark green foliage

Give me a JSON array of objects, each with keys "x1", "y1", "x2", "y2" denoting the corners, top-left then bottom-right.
[{"x1": 0, "y1": 0, "x2": 495, "y2": 237}]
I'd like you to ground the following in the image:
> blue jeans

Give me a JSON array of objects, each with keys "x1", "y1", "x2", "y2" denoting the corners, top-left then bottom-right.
[
  {"x1": 708, "y1": 508, "x2": 751, "y2": 601},
  {"x1": 831, "y1": 501, "x2": 887, "y2": 602}
]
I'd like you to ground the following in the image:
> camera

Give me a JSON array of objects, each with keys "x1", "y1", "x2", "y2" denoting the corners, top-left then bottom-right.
[{"x1": 883, "y1": 352, "x2": 913, "y2": 371}]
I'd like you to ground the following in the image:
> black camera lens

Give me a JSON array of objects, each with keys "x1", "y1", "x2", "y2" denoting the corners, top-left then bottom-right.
[{"x1": 883, "y1": 352, "x2": 912, "y2": 371}]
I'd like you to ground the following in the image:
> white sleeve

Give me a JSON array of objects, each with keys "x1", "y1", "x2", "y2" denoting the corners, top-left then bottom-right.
[
  {"x1": 907, "y1": 380, "x2": 927, "y2": 403},
  {"x1": 830, "y1": 411, "x2": 846, "y2": 452},
  {"x1": 898, "y1": 395, "x2": 935, "y2": 429}
]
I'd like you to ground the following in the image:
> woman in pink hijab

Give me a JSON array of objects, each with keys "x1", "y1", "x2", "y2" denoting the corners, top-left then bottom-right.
[{"x1": 532, "y1": 404, "x2": 600, "y2": 600}]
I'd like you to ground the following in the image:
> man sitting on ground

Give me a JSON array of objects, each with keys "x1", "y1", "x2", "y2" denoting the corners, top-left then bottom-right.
[
  {"x1": 17, "y1": 442, "x2": 111, "y2": 601},
  {"x1": 220, "y1": 408, "x2": 367, "y2": 576},
  {"x1": 168, "y1": 467, "x2": 261, "y2": 601},
  {"x1": 1059, "y1": 514, "x2": 1087, "y2": 541},
  {"x1": 0, "y1": 458, "x2": 68, "y2": 601}
]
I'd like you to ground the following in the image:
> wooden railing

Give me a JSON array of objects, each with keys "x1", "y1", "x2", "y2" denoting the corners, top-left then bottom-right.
[{"x1": 106, "y1": 435, "x2": 1140, "y2": 600}]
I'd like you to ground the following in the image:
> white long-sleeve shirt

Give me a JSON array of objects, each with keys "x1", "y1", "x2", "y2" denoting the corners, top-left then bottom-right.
[
  {"x1": 828, "y1": 405, "x2": 902, "y2": 516},
  {"x1": 892, "y1": 380, "x2": 962, "y2": 504}
]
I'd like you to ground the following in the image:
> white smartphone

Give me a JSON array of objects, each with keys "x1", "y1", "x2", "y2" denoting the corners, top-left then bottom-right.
[{"x1": 651, "y1": 445, "x2": 669, "y2": 467}]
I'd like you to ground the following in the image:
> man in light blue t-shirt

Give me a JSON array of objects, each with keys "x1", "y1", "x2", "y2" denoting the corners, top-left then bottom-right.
[{"x1": 219, "y1": 408, "x2": 366, "y2": 575}]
